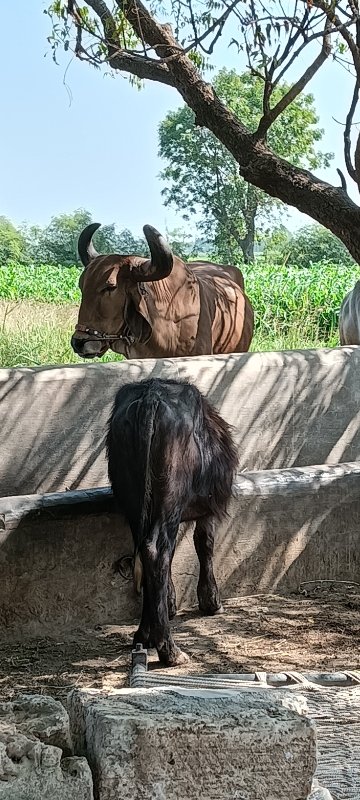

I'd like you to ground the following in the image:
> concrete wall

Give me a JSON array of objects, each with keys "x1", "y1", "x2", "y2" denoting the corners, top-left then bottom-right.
[
  {"x1": 1, "y1": 346, "x2": 360, "y2": 497},
  {"x1": 1, "y1": 463, "x2": 359, "y2": 635}
]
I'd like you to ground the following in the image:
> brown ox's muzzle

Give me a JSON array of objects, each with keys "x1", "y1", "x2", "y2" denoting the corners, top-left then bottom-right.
[
  {"x1": 71, "y1": 323, "x2": 135, "y2": 359},
  {"x1": 71, "y1": 324, "x2": 110, "y2": 359}
]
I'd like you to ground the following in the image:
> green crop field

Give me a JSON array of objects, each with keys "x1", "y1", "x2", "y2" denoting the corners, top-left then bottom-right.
[{"x1": 0, "y1": 259, "x2": 355, "y2": 368}]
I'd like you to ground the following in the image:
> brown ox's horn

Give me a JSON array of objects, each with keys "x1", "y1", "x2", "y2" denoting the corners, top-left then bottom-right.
[
  {"x1": 132, "y1": 225, "x2": 173, "y2": 283},
  {"x1": 78, "y1": 223, "x2": 101, "y2": 267}
]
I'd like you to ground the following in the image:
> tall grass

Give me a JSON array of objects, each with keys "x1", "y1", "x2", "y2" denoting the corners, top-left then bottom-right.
[
  {"x1": 0, "y1": 259, "x2": 355, "y2": 368},
  {"x1": 0, "y1": 302, "x2": 123, "y2": 367}
]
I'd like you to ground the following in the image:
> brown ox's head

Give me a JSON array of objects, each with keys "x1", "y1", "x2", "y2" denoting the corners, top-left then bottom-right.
[{"x1": 71, "y1": 223, "x2": 173, "y2": 359}]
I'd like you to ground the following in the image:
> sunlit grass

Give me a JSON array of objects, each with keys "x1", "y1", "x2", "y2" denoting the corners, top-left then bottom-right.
[{"x1": 0, "y1": 300, "x2": 340, "y2": 369}]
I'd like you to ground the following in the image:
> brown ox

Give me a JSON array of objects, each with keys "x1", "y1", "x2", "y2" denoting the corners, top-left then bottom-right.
[
  {"x1": 339, "y1": 281, "x2": 360, "y2": 345},
  {"x1": 71, "y1": 223, "x2": 254, "y2": 359}
]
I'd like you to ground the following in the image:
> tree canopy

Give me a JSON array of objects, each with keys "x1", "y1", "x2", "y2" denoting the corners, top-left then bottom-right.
[
  {"x1": 0, "y1": 217, "x2": 29, "y2": 266},
  {"x1": 46, "y1": 0, "x2": 360, "y2": 263},
  {"x1": 0, "y1": 209, "x2": 200, "y2": 267},
  {"x1": 22, "y1": 209, "x2": 149, "y2": 266},
  {"x1": 276, "y1": 224, "x2": 356, "y2": 268},
  {"x1": 159, "y1": 69, "x2": 331, "y2": 263}
]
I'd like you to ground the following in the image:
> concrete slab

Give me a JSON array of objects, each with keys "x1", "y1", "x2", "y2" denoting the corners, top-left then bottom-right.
[
  {"x1": 1, "y1": 347, "x2": 360, "y2": 496},
  {"x1": 68, "y1": 686, "x2": 317, "y2": 800}
]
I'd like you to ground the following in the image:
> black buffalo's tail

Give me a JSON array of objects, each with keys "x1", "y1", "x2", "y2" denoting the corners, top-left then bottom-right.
[
  {"x1": 107, "y1": 385, "x2": 162, "y2": 594},
  {"x1": 132, "y1": 390, "x2": 163, "y2": 594}
]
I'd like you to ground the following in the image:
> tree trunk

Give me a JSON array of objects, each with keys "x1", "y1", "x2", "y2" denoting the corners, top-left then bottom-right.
[
  {"x1": 240, "y1": 186, "x2": 257, "y2": 264},
  {"x1": 240, "y1": 234, "x2": 255, "y2": 264}
]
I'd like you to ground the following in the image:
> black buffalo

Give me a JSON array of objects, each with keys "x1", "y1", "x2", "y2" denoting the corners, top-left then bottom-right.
[{"x1": 106, "y1": 377, "x2": 238, "y2": 666}]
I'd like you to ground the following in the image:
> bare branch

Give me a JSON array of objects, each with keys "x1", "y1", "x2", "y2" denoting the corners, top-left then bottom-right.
[
  {"x1": 301, "y1": 0, "x2": 360, "y2": 79},
  {"x1": 337, "y1": 167, "x2": 348, "y2": 192},
  {"x1": 344, "y1": 81, "x2": 359, "y2": 183},
  {"x1": 256, "y1": 19, "x2": 331, "y2": 139}
]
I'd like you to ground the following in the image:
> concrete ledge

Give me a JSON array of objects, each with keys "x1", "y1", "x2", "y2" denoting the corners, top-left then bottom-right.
[
  {"x1": 68, "y1": 686, "x2": 316, "y2": 800},
  {"x1": 1, "y1": 462, "x2": 360, "y2": 634},
  {"x1": 1, "y1": 346, "x2": 360, "y2": 496}
]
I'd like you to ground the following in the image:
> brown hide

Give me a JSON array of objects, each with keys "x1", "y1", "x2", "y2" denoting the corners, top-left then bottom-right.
[{"x1": 72, "y1": 224, "x2": 254, "y2": 359}]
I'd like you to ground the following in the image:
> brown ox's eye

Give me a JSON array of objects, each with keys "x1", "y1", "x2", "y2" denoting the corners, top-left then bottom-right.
[{"x1": 102, "y1": 285, "x2": 116, "y2": 294}]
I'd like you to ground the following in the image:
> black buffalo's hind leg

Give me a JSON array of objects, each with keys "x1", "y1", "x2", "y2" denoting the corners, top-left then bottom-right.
[
  {"x1": 167, "y1": 539, "x2": 177, "y2": 620},
  {"x1": 132, "y1": 581, "x2": 153, "y2": 649},
  {"x1": 193, "y1": 517, "x2": 223, "y2": 615},
  {"x1": 141, "y1": 522, "x2": 189, "y2": 666},
  {"x1": 130, "y1": 526, "x2": 154, "y2": 649}
]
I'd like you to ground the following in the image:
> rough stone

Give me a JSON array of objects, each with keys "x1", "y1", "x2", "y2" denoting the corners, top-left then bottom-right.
[
  {"x1": 68, "y1": 686, "x2": 317, "y2": 800},
  {"x1": 0, "y1": 730, "x2": 92, "y2": 799},
  {"x1": 0, "y1": 694, "x2": 72, "y2": 753},
  {"x1": 0, "y1": 695, "x2": 93, "y2": 799}
]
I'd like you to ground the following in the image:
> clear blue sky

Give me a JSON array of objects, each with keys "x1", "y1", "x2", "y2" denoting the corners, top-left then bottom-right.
[{"x1": 1, "y1": 1, "x2": 358, "y2": 240}]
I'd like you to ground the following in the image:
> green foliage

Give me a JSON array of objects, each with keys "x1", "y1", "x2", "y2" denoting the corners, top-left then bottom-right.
[
  {"x1": 0, "y1": 258, "x2": 354, "y2": 347},
  {"x1": 0, "y1": 262, "x2": 81, "y2": 303},
  {"x1": 245, "y1": 260, "x2": 354, "y2": 338},
  {"x1": 216, "y1": 70, "x2": 332, "y2": 170},
  {"x1": 45, "y1": 2, "x2": 139, "y2": 65},
  {"x1": 276, "y1": 225, "x2": 356, "y2": 269},
  {"x1": 158, "y1": 70, "x2": 333, "y2": 265},
  {"x1": 0, "y1": 217, "x2": 29, "y2": 266},
  {"x1": 20, "y1": 209, "x2": 149, "y2": 268},
  {"x1": 165, "y1": 227, "x2": 195, "y2": 259},
  {"x1": 260, "y1": 225, "x2": 292, "y2": 264},
  {"x1": 23, "y1": 209, "x2": 123, "y2": 267}
]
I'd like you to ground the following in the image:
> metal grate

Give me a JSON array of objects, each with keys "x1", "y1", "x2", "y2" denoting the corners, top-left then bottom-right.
[{"x1": 130, "y1": 647, "x2": 360, "y2": 800}]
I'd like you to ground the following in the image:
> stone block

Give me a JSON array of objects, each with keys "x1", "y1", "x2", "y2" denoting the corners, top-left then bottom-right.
[
  {"x1": 68, "y1": 686, "x2": 316, "y2": 800},
  {"x1": 0, "y1": 695, "x2": 93, "y2": 800}
]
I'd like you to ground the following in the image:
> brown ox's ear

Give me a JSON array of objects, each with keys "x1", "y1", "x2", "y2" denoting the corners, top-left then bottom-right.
[
  {"x1": 78, "y1": 223, "x2": 101, "y2": 267},
  {"x1": 124, "y1": 285, "x2": 153, "y2": 344},
  {"x1": 130, "y1": 225, "x2": 173, "y2": 283}
]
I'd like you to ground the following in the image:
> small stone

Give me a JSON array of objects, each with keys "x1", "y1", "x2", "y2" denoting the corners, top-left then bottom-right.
[{"x1": 309, "y1": 779, "x2": 334, "y2": 799}]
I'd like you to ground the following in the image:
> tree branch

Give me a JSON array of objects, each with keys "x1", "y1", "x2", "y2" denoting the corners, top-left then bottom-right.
[
  {"x1": 337, "y1": 167, "x2": 348, "y2": 192},
  {"x1": 256, "y1": 19, "x2": 331, "y2": 139},
  {"x1": 301, "y1": 0, "x2": 360, "y2": 79},
  {"x1": 110, "y1": 51, "x2": 174, "y2": 84},
  {"x1": 63, "y1": 0, "x2": 360, "y2": 262},
  {"x1": 68, "y1": 0, "x2": 175, "y2": 84},
  {"x1": 344, "y1": 81, "x2": 359, "y2": 183}
]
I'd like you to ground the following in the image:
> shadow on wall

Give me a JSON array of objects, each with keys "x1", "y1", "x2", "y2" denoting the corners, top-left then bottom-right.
[
  {"x1": 172, "y1": 463, "x2": 360, "y2": 610},
  {"x1": 0, "y1": 347, "x2": 359, "y2": 497},
  {"x1": 1, "y1": 463, "x2": 360, "y2": 634}
]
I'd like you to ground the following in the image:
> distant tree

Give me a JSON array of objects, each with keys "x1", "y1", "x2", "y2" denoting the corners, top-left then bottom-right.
[
  {"x1": 22, "y1": 210, "x2": 149, "y2": 266},
  {"x1": 23, "y1": 209, "x2": 93, "y2": 266},
  {"x1": 261, "y1": 226, "x2": 292, "y2": 265},
  {"x1": 0, "y1": 217, "x2": 28, "y2": 265},
  {"x1": 163, "y1": 228, "x2": 195, "y2": 260},
  {"x1": 115, "y1": 228, "x2": 148, "y2": 256},
  {"x1": 159, "y1": 70, "x2": 332, "y2": 264},
  {"x1": 281, "y1": 225, "x2": 356, "y2": 268}
]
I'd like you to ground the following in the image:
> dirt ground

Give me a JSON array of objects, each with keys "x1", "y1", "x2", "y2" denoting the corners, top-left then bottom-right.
[{"x1": 1, "y1": 588, "x2": 360, "y2": 704}]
